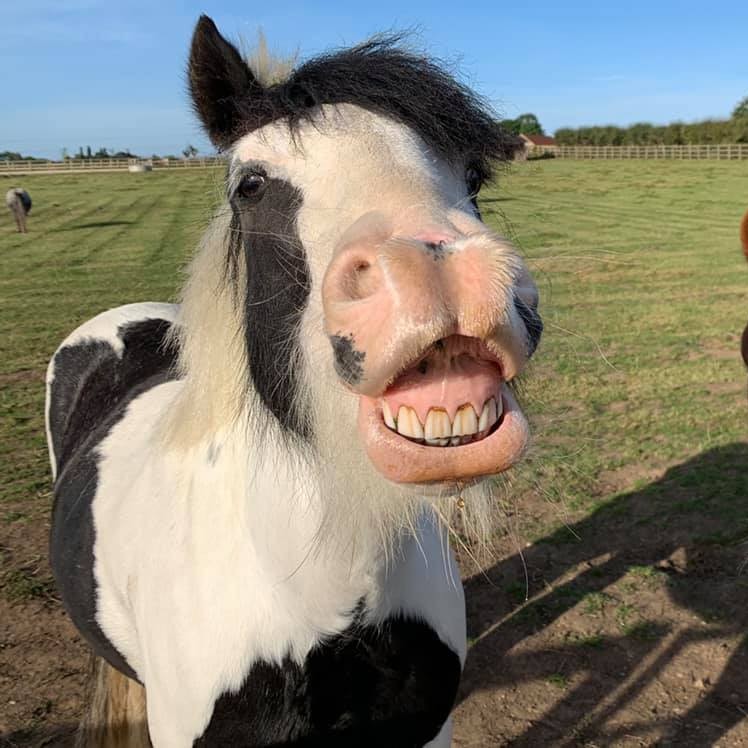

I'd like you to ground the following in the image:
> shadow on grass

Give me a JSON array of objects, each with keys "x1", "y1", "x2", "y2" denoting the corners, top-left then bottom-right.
[
  {"x1": 461, "y1": 442, "x2": 748, "y2": 746},
  {"x1": 57, "y1": 220, "x2": 135, "y2": 231}
]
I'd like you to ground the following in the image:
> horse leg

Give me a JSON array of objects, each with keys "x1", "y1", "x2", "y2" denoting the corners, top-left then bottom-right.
[
  {"x1": 11, "y1": 203, "x2": 24, "y2": 233},
  {"x1": 75, "y1": 655, "x2": 151, "y2": 748}
]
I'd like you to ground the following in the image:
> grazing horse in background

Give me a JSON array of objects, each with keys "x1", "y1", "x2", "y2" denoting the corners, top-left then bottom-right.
[
  {"x1": 5, "y1": 187, "x2": 31, "y2": 233},
  {"x1": 742, "y1": 209, "x2": 748, "y2": 366},
  {"x1": 46, "y1": 16, "x2": 540, "y2": 747}
]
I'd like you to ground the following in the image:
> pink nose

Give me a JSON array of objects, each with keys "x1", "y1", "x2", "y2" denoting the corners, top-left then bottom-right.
[
  {"x1": 323, "y1": 232, "x2": 466, "y2": 307},
  {"x1": 322, "y1": 228, "x2": 531, "y2": 394},
  {"x1": 412, "y1": 231, "x2": 457, "y2": 247}
]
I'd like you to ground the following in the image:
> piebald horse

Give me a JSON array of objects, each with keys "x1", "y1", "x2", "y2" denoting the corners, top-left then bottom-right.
[
  {"x1": 5, "y1": 187, "x2": 31, "y2": 233},
  {"x1": 46, "y1": 17, "x2": 541, "y2": 747}
]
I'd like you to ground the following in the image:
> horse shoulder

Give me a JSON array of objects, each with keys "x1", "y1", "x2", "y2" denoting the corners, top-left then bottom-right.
[{"x1": 47, "y1": 302, "x2": 181, "y2": 681}]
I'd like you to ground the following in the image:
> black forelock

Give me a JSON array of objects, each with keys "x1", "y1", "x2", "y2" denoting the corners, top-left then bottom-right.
[{"x1": 232, "y1": 36, "x2": 521, "y2": 180}]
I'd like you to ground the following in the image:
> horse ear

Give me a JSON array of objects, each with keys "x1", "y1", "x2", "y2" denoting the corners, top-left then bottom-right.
[{"x1": 188, "y1": 15, "x2": 262, "y2": 149}]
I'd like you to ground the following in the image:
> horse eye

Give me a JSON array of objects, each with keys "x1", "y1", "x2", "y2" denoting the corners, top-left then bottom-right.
[
  {"x1": 466, "y1": 167, "x2": 482, "y2": 197},
  {"x1": 237, "y1": 174, "x2": 267, "y2": 201}
]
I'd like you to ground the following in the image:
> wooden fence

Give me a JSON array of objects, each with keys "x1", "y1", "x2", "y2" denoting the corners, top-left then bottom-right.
[
  {"x1": 0, "y1": 157, "x2": 225, "y2": 176},
  {"x1": 6, "y1": 145, "x2": 748, "y2": 175},
  {"x1": 533, "y1": 144, "x2": 748, "y2": 160}
]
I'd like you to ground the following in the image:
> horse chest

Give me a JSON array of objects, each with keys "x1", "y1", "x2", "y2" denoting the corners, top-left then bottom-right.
[{"x1": 194, "y1": 616, "x2": 461, "y2": 747}]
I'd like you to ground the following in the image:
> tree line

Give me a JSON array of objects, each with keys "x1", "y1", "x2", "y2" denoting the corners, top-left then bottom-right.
[
  {"x1": 555, "y1": 97, "x2": 748, "y2": 146},
  {"x1": 0, "y1": 145, "x2": 204, "y2": 162},
  {"x1": 62, "y1": 145, "x2": 200, "y2": 160}
]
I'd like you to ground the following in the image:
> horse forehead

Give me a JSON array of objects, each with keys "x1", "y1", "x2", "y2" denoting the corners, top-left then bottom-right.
[{"x1": 232, "y1": 104, "x2": 441, "y2": 182}]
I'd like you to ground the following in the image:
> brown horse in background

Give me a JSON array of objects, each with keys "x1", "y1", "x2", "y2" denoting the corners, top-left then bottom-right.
[{"x1": 742, "y1": 209, "x2": 748, "y2": 366}]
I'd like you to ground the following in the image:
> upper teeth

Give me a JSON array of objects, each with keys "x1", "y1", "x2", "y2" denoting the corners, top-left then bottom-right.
[{"x1": 382, "y1": 397, "x2": 503, "y2": 446}]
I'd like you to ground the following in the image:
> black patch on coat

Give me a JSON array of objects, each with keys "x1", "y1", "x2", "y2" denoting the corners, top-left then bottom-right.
[
  {"x1": 14, "y1": 189, "x2": 32, "y2": 214},
  {"x1": 231, "y1": 178, "x2": 312, "y2": 438},
  {"x1": 48, "y1": 317, "x2": 179, "y2": 681},
  {"x1": 513, "y1": 295, "x2": 543, "y2": 357},
  {"x1": 194, "y1": 616, "x2": 461, "y2": 747},
  {"x1": 20, "y1": 192, "x2": 31, "y2": 214},
  {"x1": 329, "y1": 333, "x2": 365, "y2": 385},
  {"x1": 188, "y1": 15, "x2": 521, "y2": 176}
]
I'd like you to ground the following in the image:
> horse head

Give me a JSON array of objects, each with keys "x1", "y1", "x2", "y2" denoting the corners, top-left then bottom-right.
[{"x1": 180, "y1": 16, "x2": 540, "y2": 504}]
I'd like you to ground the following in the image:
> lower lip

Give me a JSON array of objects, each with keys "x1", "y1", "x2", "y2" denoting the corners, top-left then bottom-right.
[{"x1": 357, "y1": 384, "x2": 529, "y2": 485}]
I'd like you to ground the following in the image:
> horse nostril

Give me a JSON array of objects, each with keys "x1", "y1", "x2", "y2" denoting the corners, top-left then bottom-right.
[
  {"x1": 342, "y1": 257, "x2": 380, "y2": 301},
  {"x1": 422, "y1": 240, "x2": 450, "y2": 259}
]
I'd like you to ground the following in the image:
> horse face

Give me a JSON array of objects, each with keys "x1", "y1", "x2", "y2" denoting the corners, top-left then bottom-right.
[{"x1": 190, "y1": 17, "x2": 540, "y2": 487}]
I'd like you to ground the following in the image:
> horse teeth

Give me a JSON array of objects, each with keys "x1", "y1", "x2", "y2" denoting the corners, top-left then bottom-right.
[
  {"x1": 478, "y1": 402, "x2": 489, "y2": 432},
  {"x1": 382, "y1": 400, "x2": 396, "y2": 429},
  {"x1": 386, "y1": 399, "x2": 502, "y2": 445},
  {"x1": 426, "y1": 437, "x2": 450, "y2": 447},
  {"x1": 397, "y1": 406, "x2": 424, "y2": 439},
  {"x1": 452, "y1": 404, "x2": 478, "y2": 436},
  {"x1": 479, "y1": 397, "x2": 500, "y2": 431},
  {"x1": 424, "y1": 409, "x2": 451, "y2": 442}
]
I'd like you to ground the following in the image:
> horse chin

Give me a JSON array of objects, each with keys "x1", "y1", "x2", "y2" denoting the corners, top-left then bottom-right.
[{"x1": 357, "y1": 384, "x2": 529, "y2": 486}]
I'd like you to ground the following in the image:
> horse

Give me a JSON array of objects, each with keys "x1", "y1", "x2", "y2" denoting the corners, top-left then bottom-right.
[
  {"x1": 5, "y1": 187, "x2": 31, "y2": 233},
  {"x1": 46, "y1": 16, "x2": 541, "y2": 747},
  {"x1": 742, "y1": 209, "x2": 748, "y2": 366}
]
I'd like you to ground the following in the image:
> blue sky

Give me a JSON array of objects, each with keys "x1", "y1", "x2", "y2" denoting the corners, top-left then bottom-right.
[{"x1": 3, "y1": 0, "x2": 747, "y2": 159}]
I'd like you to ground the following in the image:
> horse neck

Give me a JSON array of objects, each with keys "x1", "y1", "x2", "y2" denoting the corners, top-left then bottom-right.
[{"x1": 187, "y1": 415, "x2": 395, "y2": 605}]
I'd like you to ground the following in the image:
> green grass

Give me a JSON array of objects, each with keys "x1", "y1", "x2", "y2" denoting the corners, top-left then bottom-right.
[
  {"x1": 582, "y1": 592, "x2": 609, "y2": 616},
  {"x1": 545, "y1": 672, "x2": 569, "y2": 689},
  {"x1": 1, "y1": 159, "x2": 747, "y2": 553},
  {"x1": 1, "y1": 565, "x2": 55, "y2": 602}
]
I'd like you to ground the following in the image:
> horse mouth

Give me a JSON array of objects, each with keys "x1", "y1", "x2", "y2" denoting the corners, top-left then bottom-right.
[{"x1": 357, "y1": 335, "x2": 530, "y2": 484}]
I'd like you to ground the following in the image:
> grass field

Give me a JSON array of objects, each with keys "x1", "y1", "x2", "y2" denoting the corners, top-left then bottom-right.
[
  {"x1": 498, "y1": 160, "x2": 748, "y2": 537},
  {"x1": 1, "y1": 162, "x2": 747, "y2": 745}
]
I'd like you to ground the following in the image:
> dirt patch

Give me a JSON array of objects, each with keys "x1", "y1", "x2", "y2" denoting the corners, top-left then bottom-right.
[
  {"x1": 0, "y1": 492, "x2": 86, "y2": 747},
  {"x1": 597, "y1": 462, "x2": 670, "y2": 496},
  {"x1": 704, "y1": 381, "x2": 744, "y2": 396},
  {"x1": 697, "y1": 339, "x2": 743, "y2": 362},
  {"x1": 0, "y1": 371, "x2": 44, "y2": 387}
]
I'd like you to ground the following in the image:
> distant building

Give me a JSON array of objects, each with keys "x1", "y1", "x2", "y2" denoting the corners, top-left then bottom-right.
[{"x1": 517, "y1": 133, "x2": 558, "y2": 160}]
